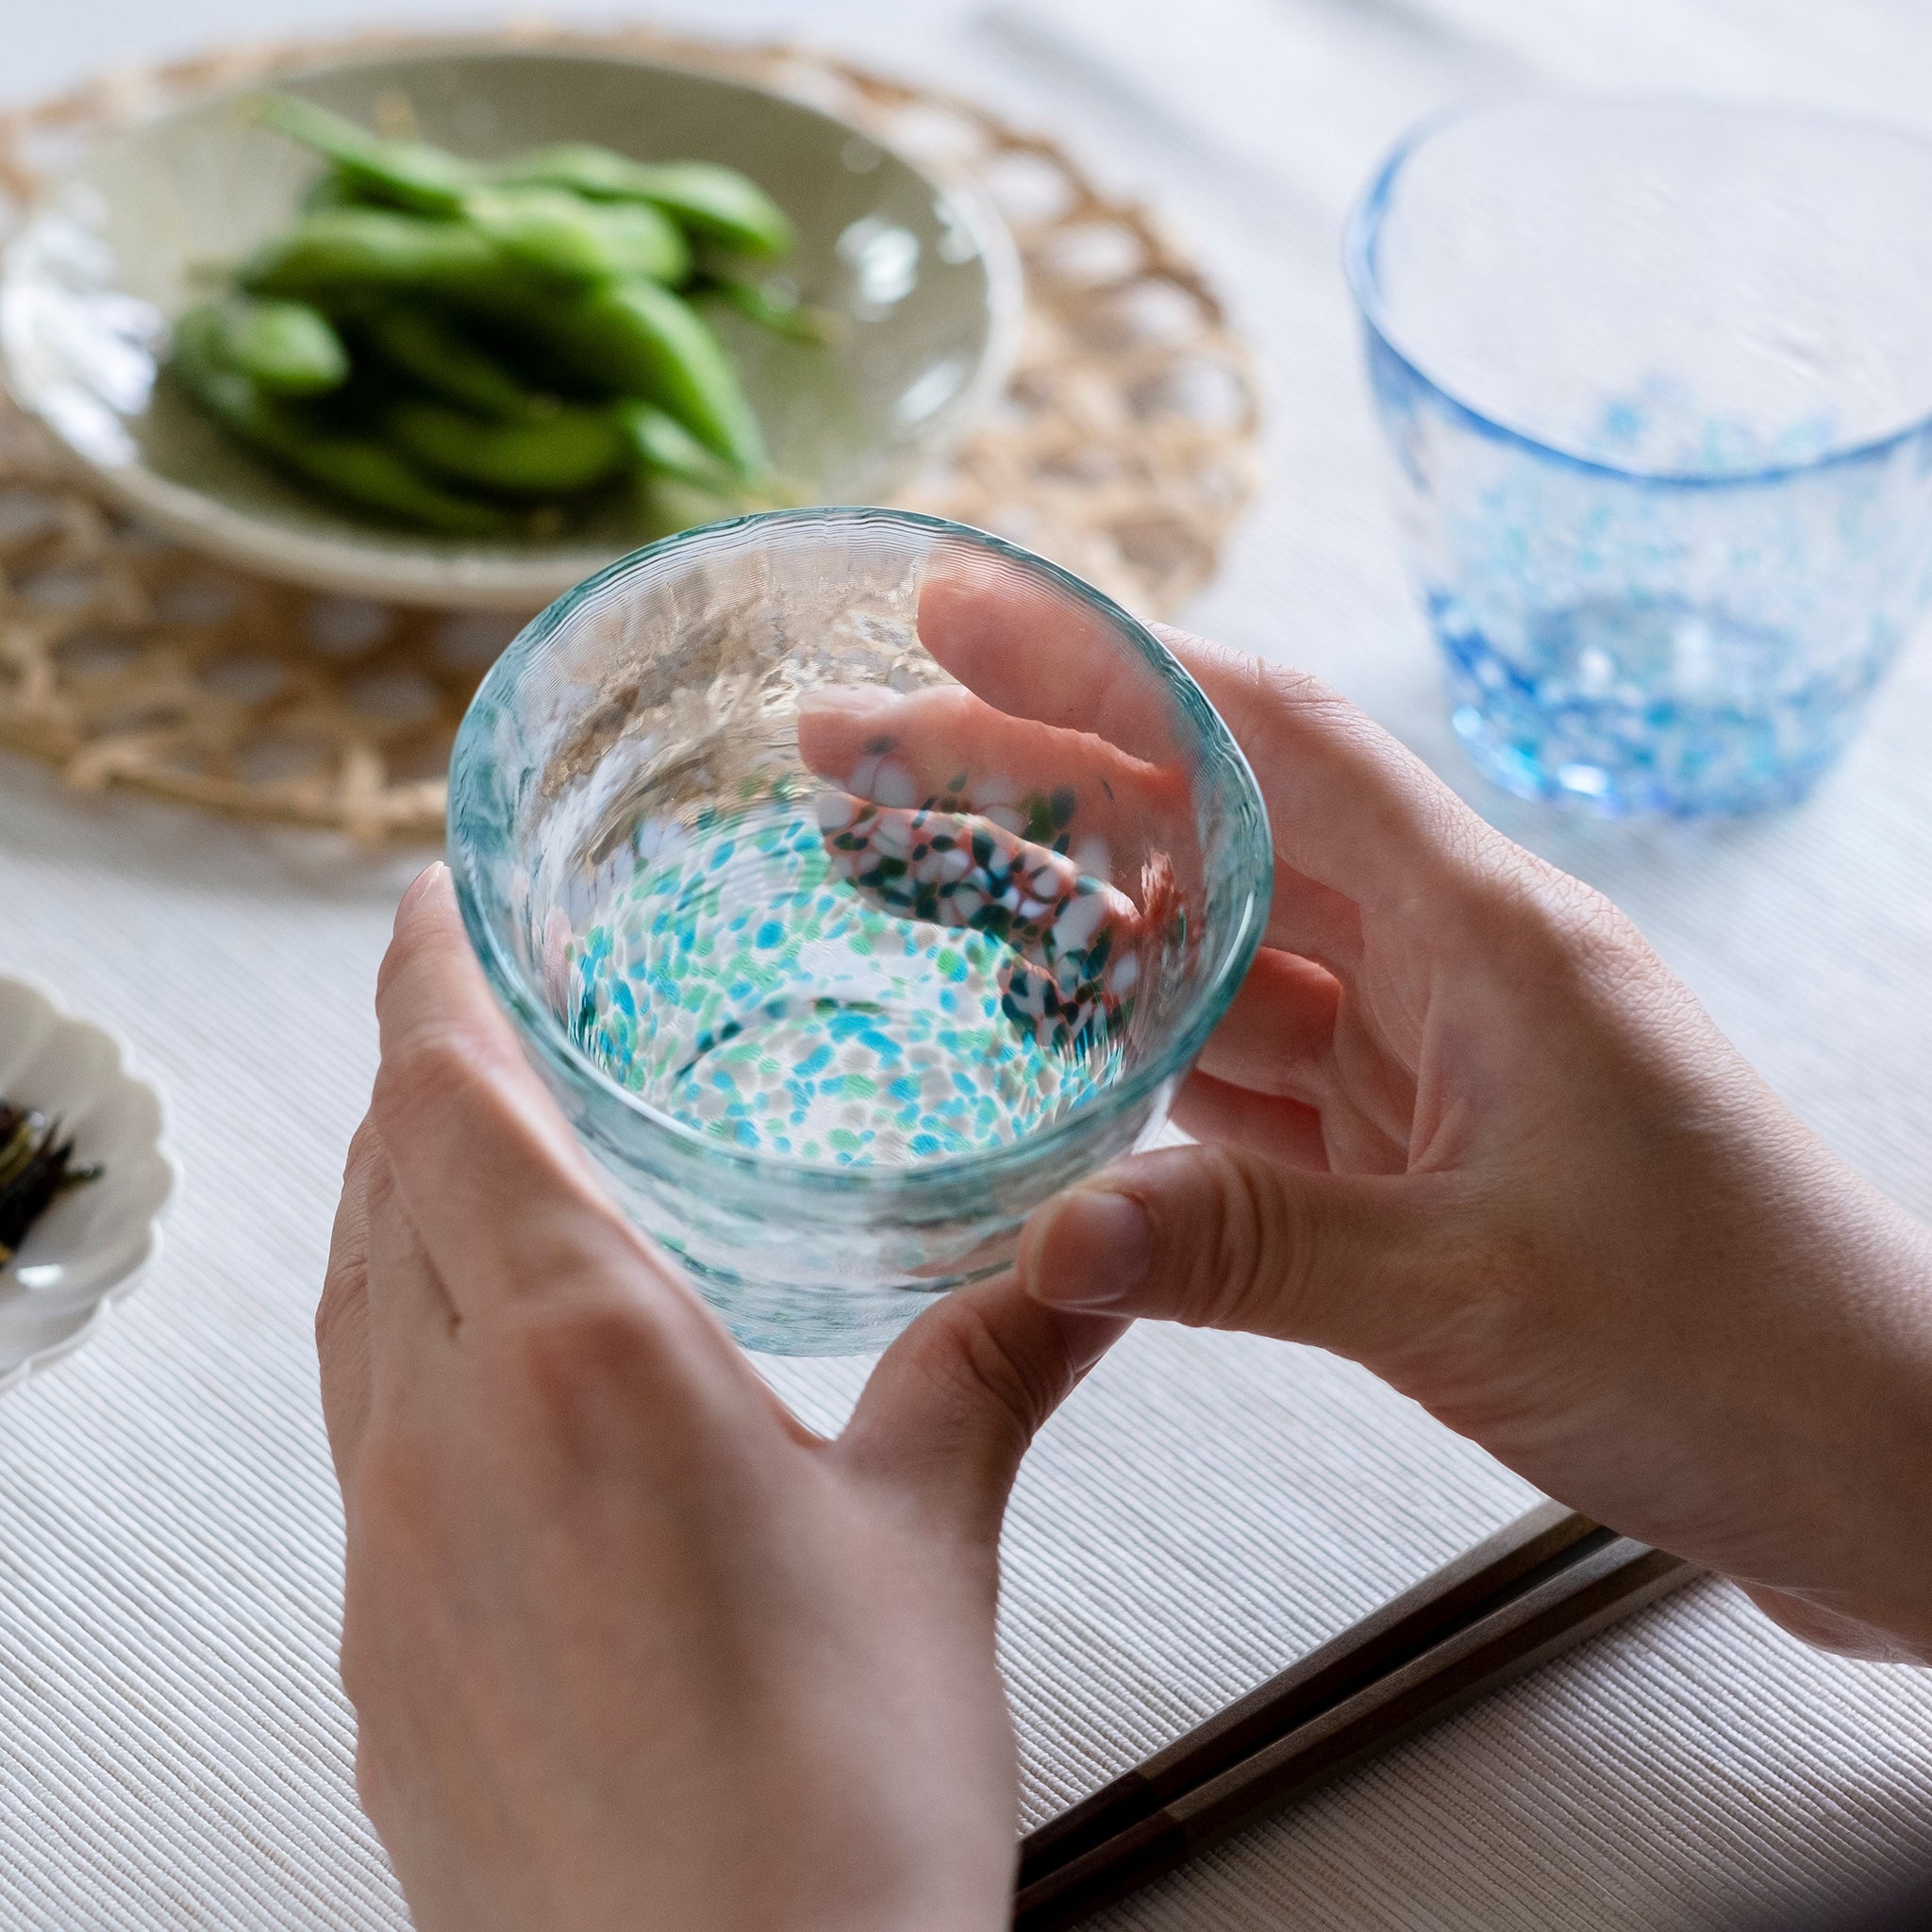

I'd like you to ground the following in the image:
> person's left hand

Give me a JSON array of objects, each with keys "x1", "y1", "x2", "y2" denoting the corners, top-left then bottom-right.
[{"x1": 317, "y1": 863, "x2": 1120, "y2": 1932}]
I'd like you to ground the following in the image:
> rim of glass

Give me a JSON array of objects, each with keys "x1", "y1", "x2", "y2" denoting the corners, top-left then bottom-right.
[
  {"x1": 447, "y1": 505, "x2": 1273, "y2": 1191},
  {"x1": 1342, "y1": 94, "x2": 1932, "y2": 490}
]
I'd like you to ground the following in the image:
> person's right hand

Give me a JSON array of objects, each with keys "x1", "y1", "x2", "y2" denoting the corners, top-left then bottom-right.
[{"x1": 868, "y1": 573, "x2": 1932, "y2": 1664}]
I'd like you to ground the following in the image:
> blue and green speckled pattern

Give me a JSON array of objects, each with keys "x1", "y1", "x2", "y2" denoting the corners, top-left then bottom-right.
[{"x1": 568, "y1": 779, "x2": 1138, "y2": 1166}]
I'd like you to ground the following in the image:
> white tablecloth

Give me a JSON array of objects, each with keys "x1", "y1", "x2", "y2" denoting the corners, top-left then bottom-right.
[{"x1": 7, "y1": 2, "x2": 1932, "y2": 1926}]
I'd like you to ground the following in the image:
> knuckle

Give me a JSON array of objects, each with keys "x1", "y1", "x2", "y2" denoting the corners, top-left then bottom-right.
[
  {"x1": 358, "y1": 1148, "x2": 405, "y2": 1224},
  {"x1": 1428, "y1": 792, "x2": 1509, "y2": 881},
  {"x1": 1249, "y1": 658, "x2": 1375, "y2": 756},
  {"x1": 314, "y1": 1264, "x2": 362, "y2": 1359},
  {"x1": 511, "y1": 1298, "x2": 649, "y2": 1384},
  {"x1": 341, "y1": 1113, "x2": 384, "y2": 1186},
  {"x1": 318, "y1": 1207, "x2": 373, "y2": 1363},
  {"x1": 1254, "y1": 658, "x2": 1346, "y2": 718},
  {"x1": 1529, "y1": 865, "x2": 1641, "y2": 958},
  {"x1": 1464, "y1": 856, "x2": 1670, "y2": 1011},
  {"x1": 1215, "y1": 1151, "x2": 1307, "y2": 1327},
  {"x1": 942, "y1": 1299, "x2": 1058, "y2": 1451},
  {"x1": 371, "y1": 1023, "x2": 491, "y2": 1141},
  {"x1": 1162, "y1": 1146, "x2": 1320, "y2": 1337}
]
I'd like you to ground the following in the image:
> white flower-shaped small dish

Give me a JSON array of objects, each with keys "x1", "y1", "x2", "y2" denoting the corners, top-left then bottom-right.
[{"x1": 0, "y1": 975, "x2": 174, "y2": 1394}]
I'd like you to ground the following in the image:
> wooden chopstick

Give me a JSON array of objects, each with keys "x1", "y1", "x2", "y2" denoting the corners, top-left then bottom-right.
[
  {"x1": 1019, "y1": 1501, "x2": 1599, "y2": 1883},
  {"x1": 1013, "y1": 1505, "x2": 1697, "y2": 1932}
]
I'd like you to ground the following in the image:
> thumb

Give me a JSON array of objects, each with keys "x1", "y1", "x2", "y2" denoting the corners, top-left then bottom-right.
[
  {"x1": 1017, "y1": 1143, "x2": 1437, "y2": 1354},
  {"x1": 841, "y1": 1274, "x2": 1124, "y2": 1548}
]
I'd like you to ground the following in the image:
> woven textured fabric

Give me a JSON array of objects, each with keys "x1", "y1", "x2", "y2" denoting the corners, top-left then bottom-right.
[{"x1": 8, "y1": 0, "x2": 1932, "y2": 1926}]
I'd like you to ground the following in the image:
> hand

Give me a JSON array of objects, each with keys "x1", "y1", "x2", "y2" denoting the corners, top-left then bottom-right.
[
  {"x1": 873, "y1": 574, "x2": 1932, "y2": 1663},
  {"x1": 794, "y1": 598, "x2": 1197, "y2": 1064},
  {"x1": 317, "y1": 866, "x2": 1119, "y2": 1932}
]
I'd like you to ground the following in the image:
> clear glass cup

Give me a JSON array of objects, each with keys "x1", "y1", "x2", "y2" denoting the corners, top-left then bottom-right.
[
  {"x1": 448, "y1": 508, "x2": 1271, "y2": 1355},
  {"x1": 1345, "y1": 99, "x2": 1932, "y2": 817}
]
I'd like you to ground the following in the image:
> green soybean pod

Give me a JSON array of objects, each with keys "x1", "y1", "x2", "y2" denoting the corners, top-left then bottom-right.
[
  {"x1": 273, "y1": 434, "x2": 516, "y2": 535},
  {"x1": 496, "y1": 143, "x2": 794, "y2": 258},
  {"x1": 696, "y1": 274, "x2": 834, "y2": 346},
  {"x1": 388, "y1": 399, "x2": 628, "y2": 495},
  {"x1": 241, "y1": 208, "x2": 502, "y2": 303},
  {"x1": 459, "y1": 187, "x2": 694, "y2": 288},
  {"x1": 552, "y1": 279, "x2": 766, "y2": 475},
  {"x1": 171, "y1": 305, "x2": 509, "y2": 536},
  {"x1": 582, "y1": 200, "x2": 692, "y2": 286},
  {"x1": 612, "y1": 397, "x2": 741, "y2": 494},
  {"x1": 300, "y1": 167, "x2": 367, "y2": 214},
  {"x1": 460, "y1": 187, "x2": 623, "y2": 284},
  {"x1": 620, "y1": 160, "x2": 794, "y2": 259},
  {"x1": 214, "y1": 297, "x2": 350, "y2": 395},
  {"x1": 491, "y1": 142, "x2": 654, "y2": 201},
  {"x1": 357, "y1": 308, "x2": 545, "y2": 424},
  {"x1": 258, "y1": 93, "x2": 473, "y2": 217},
  {"x1": 171, "y1": 304, "x2": 272, "y2": 433}
]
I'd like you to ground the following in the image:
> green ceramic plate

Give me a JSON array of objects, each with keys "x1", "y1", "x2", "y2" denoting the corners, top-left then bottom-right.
[{"x1": 0, "y1": 49, "x2": 1022, "y2": 608}]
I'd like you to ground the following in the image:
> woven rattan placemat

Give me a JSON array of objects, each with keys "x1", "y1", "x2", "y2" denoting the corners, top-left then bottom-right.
[{"x1": 0, "y1": 25, "x2": 1261, "y2": 840}]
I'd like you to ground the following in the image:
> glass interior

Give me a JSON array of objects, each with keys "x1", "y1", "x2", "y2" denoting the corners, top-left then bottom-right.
[
  {"x1": 449, "y1": 508, "x2": 1269, "y2": 1351},
  {"x1": 1359, "y1": 100, "x2": 1932, "y2": 477}
]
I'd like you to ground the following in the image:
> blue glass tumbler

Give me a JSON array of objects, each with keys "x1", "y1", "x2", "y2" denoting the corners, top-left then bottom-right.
[
  {"x1": 1346, "y1": 99, "x2": 1932, "y2": 816},
  {"x1": 448, "y1": 508, "x2": 1270, "y2": 1356}
]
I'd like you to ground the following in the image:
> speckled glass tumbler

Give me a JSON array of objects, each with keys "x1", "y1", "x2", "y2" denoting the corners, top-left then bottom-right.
[
  {"x1": 448, "y1": 508, "x2": 1270, "y2": 1356},
  {"x1": 1346, "y1": 99, "x2": 1932, "y2": 816}
]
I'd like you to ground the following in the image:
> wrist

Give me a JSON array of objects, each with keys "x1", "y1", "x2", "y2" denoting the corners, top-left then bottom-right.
[{"x1": 1397, "y1": 1142, "x2": 1932, "y2": 1659}]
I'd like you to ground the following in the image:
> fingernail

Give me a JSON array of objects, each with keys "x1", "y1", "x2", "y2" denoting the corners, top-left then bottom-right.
[
  {"x1": 397, "y1": 860, "x2": 449, "y2": 921},
  {"x1": 1064, "y1": 1312, "x2": 1130, "y2": 1377},
  {"x1": 798, "y1": 684, "x2": 894, "y2": 716},
  {"x1": 1028, "y1": 1189, "x2": 1151, "y2": 1308}
]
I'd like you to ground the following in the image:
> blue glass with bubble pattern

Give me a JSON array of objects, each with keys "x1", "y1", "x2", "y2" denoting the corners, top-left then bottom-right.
[
  {"x1": 448, "y1": 508, "x2": 1270, "y2": 1355},
  {"x1": 1347, "y1": 99, "x2": 1932, "y2": 816}
]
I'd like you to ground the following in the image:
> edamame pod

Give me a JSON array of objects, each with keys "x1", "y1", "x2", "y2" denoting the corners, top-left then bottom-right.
[
  {"x1": 300, "y1": 168, "x2": 367, "y2": 214},
  {"x1": 212, "y1": 297, "x2": 350, "y2": 395},
  {"x1": 171, "y1": 306, "x2": 508, "y2": 536},
  {"x1": 178, "y1": 112, "x2": 802, "y2": 534},
  {"x1": 170, "y1": 305, "x2": 273, "y2": 433},
  {"x1": 252, "y1": 229, "x2": 759, "y2": 469},
  {"x1": 461, "y1": 187, "x2": 691, "y2": 286},
  {"x1": 241, "y1": 208, "x2": 501, "y2": 303},
  {"x1": 612, "y1": 398, "x2": 741, "y2": 493},
  {"x1": 495, "y1": 143, "x2": 795, "y2": 258},
  {"x1": 544, "y1": 279, "x2": 766, "y2": 475},
  {"x1": 258, "y1": 93, "x2": 473, "y2": 217},
  {"x1": 696, "y1": 275, "x2": 833, "y2": 346},
  {"x1": 357, "y1": 308, "x2": 546, "y2": 423},
  {"x1": 272, "y1": 433, "x2": 513, "y2": 535},
  {"x1": 460, "y1": 187, "x2": 621, "y2": 284},
  {"x1": 584, "y1": 201, "x2": 693, "y2": 286},
  {"x1": 388, "y1": 400, "x2": 628, "y2": 495}
]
